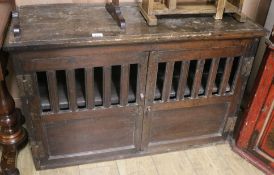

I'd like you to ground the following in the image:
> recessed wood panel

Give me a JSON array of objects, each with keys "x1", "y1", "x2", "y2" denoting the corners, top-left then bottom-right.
[
  {"x1": 45, "y1": 108, "x2": 138, "y2": 157},
  {"x1": 149, "y1": 103, "x2": 228, "y2": 144}
]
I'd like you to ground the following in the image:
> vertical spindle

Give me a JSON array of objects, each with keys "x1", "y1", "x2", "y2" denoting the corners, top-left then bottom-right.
[
  {"x1": 120, "y1": 64, "x2": 130, "y2": 106},
  {"x1": 85, "y1": 68, "x2": 94, "y2": 109},
  {"x1": 177, "y1": 61, "x2": 190, "y2": 100},
  {"x1": 66, "y1": 69, "x2": 77, "y2": 111},
  {"x1": 191, "y1": 60, "x2": 205, "y2": 98},
  {"x1": 205, "y1": 58, "x2": 220, "y2": 97},
  {"x1": 46, "y1": 71, "x2": 59, "y2": 113},
  {"x1": 103, "y1": 66, "x2": 112, "y2": 107},
  {"x1": 230, "y1": 57, "x2": 244, "y2": 94},
  {"x1": 219, "y1": 57, "x2": 234, "y2": 95},
  {"x1": 162, "y1": 62, "x2": 175, "y2": 102}
]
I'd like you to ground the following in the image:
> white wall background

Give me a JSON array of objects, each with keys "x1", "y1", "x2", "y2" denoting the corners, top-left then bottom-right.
[{"x1": 265, "y1": 1, "x2": 274, "y2": 37}]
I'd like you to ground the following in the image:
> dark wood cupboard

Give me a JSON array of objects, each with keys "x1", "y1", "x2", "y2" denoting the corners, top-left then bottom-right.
[{"x1": 1, "y1": 3, "x2": 265, "y2": 173}]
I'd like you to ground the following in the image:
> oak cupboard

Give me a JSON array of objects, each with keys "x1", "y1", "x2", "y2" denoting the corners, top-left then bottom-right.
[{"x1": 3, "y1": 3, "x2": 265, "y2": 172}]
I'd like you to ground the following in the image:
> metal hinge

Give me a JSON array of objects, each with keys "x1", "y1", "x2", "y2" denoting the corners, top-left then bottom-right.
[
  {"x1": 12, "y1": 11, "x2": 21, "y2": 39},
  {"x1": 16, "y1": 75, "x2": 33, "y2": 96}
]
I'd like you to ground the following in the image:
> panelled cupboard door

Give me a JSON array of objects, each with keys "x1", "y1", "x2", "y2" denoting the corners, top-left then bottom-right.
[
  {"x1": 142, "y1": 42, "x2": 250, "y2": 152},
  {"x1": 236, "y1": 33, "x2": 274, "y2": 174},
  {"x1": 254, "y1": 84, "x2": 274, "y2": 166},
  {"x1": 17, "y1": 48, "x2": 149, "y2": 169}
]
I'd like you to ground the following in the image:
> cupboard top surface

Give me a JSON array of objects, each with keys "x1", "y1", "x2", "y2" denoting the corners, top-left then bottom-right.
[{"x1": 4, "y1": 4, "x2": 265, "y2": 51}]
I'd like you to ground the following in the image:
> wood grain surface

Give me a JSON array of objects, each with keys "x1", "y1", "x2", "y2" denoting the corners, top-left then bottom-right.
[
  {"x1": 12, "y1": 143, "x2": 264, "y2": 175},
  {"x1": 4, "y1": 4, "x2": 265, "y2": 51}
]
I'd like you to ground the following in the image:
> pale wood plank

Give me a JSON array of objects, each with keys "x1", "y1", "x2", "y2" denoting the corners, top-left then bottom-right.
[
  {"x1": 215, "y1": 144, "x2": 264, "y2": 175},
  {"x1": 79, "y1": 161, "x2": 119, "y2": 175},
  {"x1": 17, "y1": 146, "x2": 40, "y2": 175},
  {"x1": 1, "y1": 143, "x2": 265, "y2": 175},
  {"x1": 184, "y1": 147, "x2": 220, "y2": 175},
  {"x1": 116, "y1": 156, "x2": 158, "y2": 175},
  {"x1": 79, "y1": 160, "x2": 117, "y2": 169},
  {"x1": 58, "y1": 166, "x2": 80, "y2": 175},
  {"x1": 200, "y1": 146, "x2": 235, "y2": 175},
  {"x1": 152, "y1": 151, "x2": 197, "y2": 175},
  {"x1": 39, "y1": 169, "x2": 59, "y2": 175}
]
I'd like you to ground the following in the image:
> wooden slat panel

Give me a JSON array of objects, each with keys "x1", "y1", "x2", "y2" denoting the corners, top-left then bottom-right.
[
  {"x1": 85, "y1": 68, "x2": 94, "y2": 109},
  {"x1": 219, "y1": 57, "x2": 234, "y2": 95},
  {"x1": 205, "y1": 58, "x2": 220, "y2": 97},
  {"x1": 46, "y1": 71, "x2": 59, "y2": 113},
  {"x1": 191, "y1": 60, "x2": 205, "y2": 98},
  {"x1": 66, "y1": 69, "x2": 77, "y2": 111},
  {"x1": 103, "y1": 66, "x2": 112, "y2": 108},
  {"x1": 162, "y1": 62, "x2": 175, "y2": 102},
  {"x1": 120, "y1": 64, "x2": 130, "y2": 106},
  {"x1": 177, "y1": 61, "x2": 190, "y2": 100}
]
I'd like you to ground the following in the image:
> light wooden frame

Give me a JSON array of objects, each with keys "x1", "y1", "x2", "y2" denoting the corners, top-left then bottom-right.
[{"x1": 139, "y1": 0, "x2": 246, "y2": 26}]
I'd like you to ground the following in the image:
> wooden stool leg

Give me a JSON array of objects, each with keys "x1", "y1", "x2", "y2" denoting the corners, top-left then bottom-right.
[
  {"x1": 0, "y1": 72, "x2": 27, "y2": 174},
  {"x1": 105, "y1": 0, "x2": 126, "y2": 29},
  {"x1": 215, "y1": 0, "x2": 226, "y2": 20}
]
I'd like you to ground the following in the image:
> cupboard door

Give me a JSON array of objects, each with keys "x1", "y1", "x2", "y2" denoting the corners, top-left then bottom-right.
[
  {"x1": 236, "y1": 32, "x2": 274, "y2": 174},
  {"x1": 254, "y1": 85, "x2": 274, "y2": 164},
  {"x1": 142, "y1": 45, "x2": 247, "y2": 151},
  {"x1": 16, "y1": 48, "x2": 148, "y2": 169}
]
